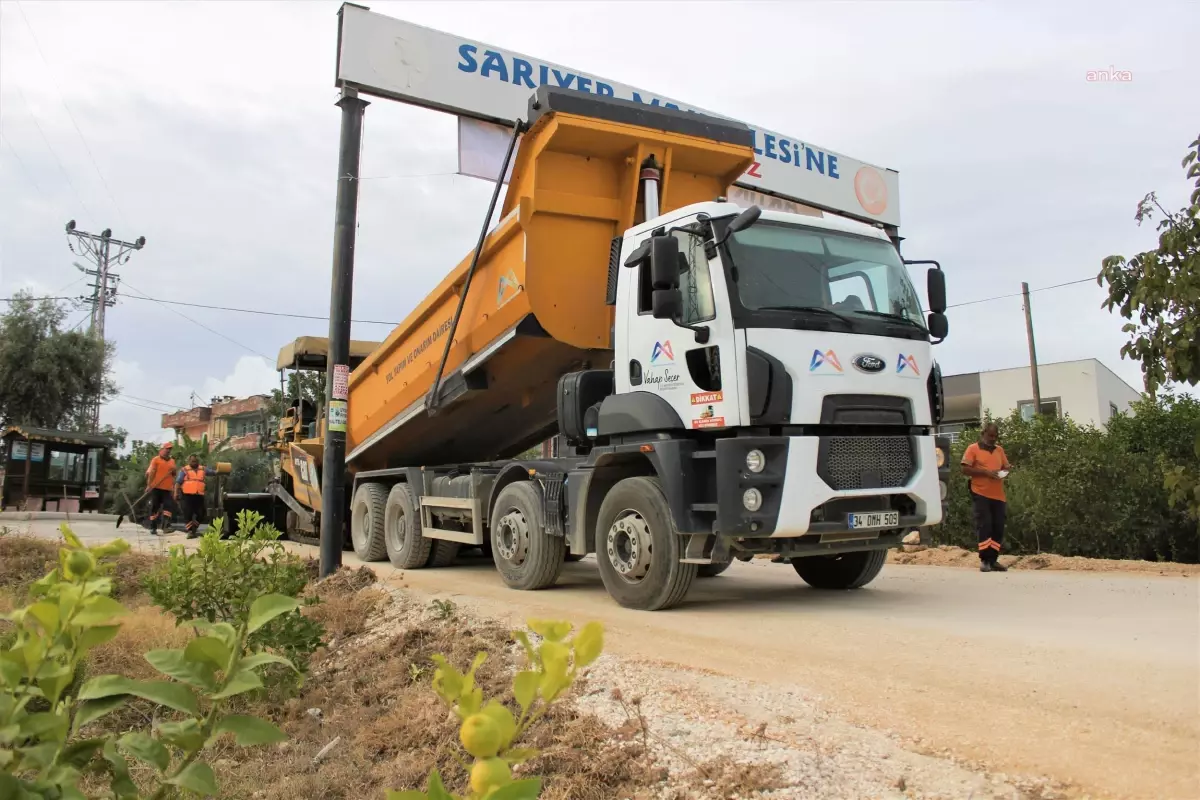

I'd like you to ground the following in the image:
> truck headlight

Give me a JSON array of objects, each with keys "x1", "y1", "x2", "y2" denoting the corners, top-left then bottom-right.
[
  {"x1": 745, "y1": 449, "x2": 765, "y2": 473},
  {"x1": 743, "y1": 488, "x2": 762, "y2": 512},
  {"x1": 939, "y1": 480, "x2": 948, "y2": 501},
  {"x1": 936, "y1": 447, "x2": 946, "y2": 468}
]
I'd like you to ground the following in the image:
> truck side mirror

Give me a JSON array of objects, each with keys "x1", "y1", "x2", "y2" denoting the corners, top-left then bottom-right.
[
  {"x1": 927, "y1": 268, "x2": 947, "y2": 314},
  {"x1": 927, "y1": 312, "x2": 949, "y2": 341},
  {"x1": 713, "y1": 205, "x2": 762, "y2": 245},
  {"x1": 652, "y1": 288, "x2": 682, "y2": 320},
  {"x1": 650, "y1": 235, "x2": 680, "y2": 290}
]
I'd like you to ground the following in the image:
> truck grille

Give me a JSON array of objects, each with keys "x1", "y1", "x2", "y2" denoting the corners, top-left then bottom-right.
[{"x1": 822, "y1": 436, "x2": 914, "y2": 490}]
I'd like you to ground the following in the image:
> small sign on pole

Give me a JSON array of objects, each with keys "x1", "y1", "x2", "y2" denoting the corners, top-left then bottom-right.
[
  {"x1": 328, "y1": 400, "x2": 348, "y2": 433},
  {"x1": 332, "y1": 364, "x2": 350, "y2": 401}
]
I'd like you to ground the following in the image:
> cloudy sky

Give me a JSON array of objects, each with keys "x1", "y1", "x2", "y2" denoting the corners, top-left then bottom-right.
[{"x1": 1, "y1": 0, "x2": 1195, "y2": 445}]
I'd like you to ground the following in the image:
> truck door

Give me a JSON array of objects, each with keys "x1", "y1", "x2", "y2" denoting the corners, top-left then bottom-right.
[{"x1": 619, "y1": 226, "x2": 742, "y2": 431}]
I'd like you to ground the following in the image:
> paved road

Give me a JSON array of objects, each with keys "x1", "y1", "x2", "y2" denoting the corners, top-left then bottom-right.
[{"x1": 12, "y1": 519, "x2": 1200, "y2": 799}]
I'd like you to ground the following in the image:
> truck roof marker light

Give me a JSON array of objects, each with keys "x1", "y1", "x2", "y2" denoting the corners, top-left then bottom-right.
[
  {"x1": 527, "y1": 468, "x2": 537, "y2": 476},
  {"x1": 640, "y1": 444, "x2": 654, "y2": 453}
]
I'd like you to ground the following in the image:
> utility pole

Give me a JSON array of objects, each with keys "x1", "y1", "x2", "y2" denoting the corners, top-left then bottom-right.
[
  {"x1": 320, "y1": 87, "x2": 368, "y2": 578},
  {"x1": 1021, "y1": 281, "x2": 1042, "y2": 417},
  {"x1": 66, "y1": 221, "x2": 146, "y2": 431}
]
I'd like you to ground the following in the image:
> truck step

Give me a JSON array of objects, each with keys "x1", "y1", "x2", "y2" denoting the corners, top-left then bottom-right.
[
  {"x1": 690, "y1": 503, "x2": 719, "y2": 513},
  {"x1": 691, "y1": 451, "x2": 716, "y2": 460}
]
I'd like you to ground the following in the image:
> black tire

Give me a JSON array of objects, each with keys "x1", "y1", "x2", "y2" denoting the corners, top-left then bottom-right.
[
  {"x1": 490, "y1": 482, "x2": 564, "y2": 590},
  {"x1": 426, "y1": 539, "x2": 461, "y2": 568},
  {"x1": 384, "y1": 483, "x2": 432, "y2": 569},
  {"x1": 595, "y1": 476, "x2": 696, "y2": 611},
  {"x1": 697, "y1": 559, "x2": 732, "y2": 578},
  {"x1": 791, "y1": 549, "x2": 887, "y2": 590},
  {"x1": 564, "y1": 553, "x2": 586, "y2": 563},
  {"x1": 350, "y1": 482, "x2": 388, "y2": 562}
]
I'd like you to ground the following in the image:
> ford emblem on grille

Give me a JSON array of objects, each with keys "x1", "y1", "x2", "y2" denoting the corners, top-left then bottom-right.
[{"x1": 853, "y1": 354, "x2": 886, "y2": 373}]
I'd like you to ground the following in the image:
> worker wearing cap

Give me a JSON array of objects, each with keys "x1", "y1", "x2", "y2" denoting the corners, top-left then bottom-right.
[
  {"x1": 145, "y1": 442, "x2": 177, "y2": 535},
  {"x1": 960, "y1": 422, "x2": 1012, "y2": 573},
  {"x1": 174, "y1": 453, "x2": 217, "y2": 538}
]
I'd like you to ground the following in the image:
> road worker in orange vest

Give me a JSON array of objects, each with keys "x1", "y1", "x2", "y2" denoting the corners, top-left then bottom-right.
[
  {"x1": 174, "y1": 454, "x2": 217, "y2": 538},
  {"x1": 144, "y1": 442, "x2": 177, "y2": 535}
]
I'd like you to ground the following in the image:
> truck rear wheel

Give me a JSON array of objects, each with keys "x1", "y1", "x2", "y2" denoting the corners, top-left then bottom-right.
[
  {"x1": 490, "y1": 482, "x2": 564, "y2": 590},
  {"x1": 426, "y1": 540, "x2": 460, "y2": 568},
  {"x1": 383, "y1": 483, "x2": 432, "y2": 569},
  {"x1": 595, "y1": 476, "x2": 696, "y2": 611},
  {"x1": 791, "y1": 549, "x2": 887, "y2": 590},
  {"x1": 351, "y1": 483, "x2": 388, "y2": 562}
]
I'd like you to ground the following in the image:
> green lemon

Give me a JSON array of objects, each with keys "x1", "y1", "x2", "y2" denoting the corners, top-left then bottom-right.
[{"x1": 460, "y1": 713, "x2": 502, "y2": 759}]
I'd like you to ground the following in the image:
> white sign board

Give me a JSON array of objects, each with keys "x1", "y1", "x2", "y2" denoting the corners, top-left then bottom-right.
[
  {"x1": 457, "y1": 117, "x2": 519, "y2": 184},
  {"x1": 332, "y1": 363, "x2": 350, "y2": 401},
  {"x1": 336, "y1": 4, "x2": 900, "y2": 227}
]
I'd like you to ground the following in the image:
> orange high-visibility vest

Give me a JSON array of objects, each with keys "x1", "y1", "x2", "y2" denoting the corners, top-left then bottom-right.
[
  {"x1": 147, "y1": 456, "x2": 176, "y2": 491},
  {"x1": 181, "y1": 466, "x2": 207, "y2": 496}
]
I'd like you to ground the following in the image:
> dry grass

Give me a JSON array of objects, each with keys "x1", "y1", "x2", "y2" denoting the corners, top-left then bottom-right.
[
  {"x1": 0, "y1": 535, "x2": 59, "y2": 597},
  {"x1": 305, "y1": 566, "x2": 387, "y2": 640},
  {"x1": 689, "y1": 756, "x2": 790, "y2": 797}
]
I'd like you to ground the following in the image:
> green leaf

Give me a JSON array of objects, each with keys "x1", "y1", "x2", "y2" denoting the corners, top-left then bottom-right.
[
  {"x1": 27, "y1": 601, "x2": 61, "y2": 633},
  {"x1": 211, "y1": 668, "x2": 263, "y2": 700},
  {"x1": 77, "y1": 624, "x2": 122, "y2": 652},
  {"x1": 20, "y1": 711, "x2": 68, "y2": 741},
  {"x1": 17, "y1": 741, "x2": 60, "y2": 770},
  {"x1": 213, "y1": 714, "x2": 287, "y2": 746},
  {"x1": 572, "y1": 621, "x2": 604, "y2": 667},
  {"x1": 384, "y1": 792, "x2": 428, "y2": 800},
  {"x1": 79, "y1": 675, "x2": 199, "y2": 716},
  {"x1": 103, "y1": 730, "x2": 138, "y2": 798},
  {"x1": 145, "y1": 649, "x2": 215, "y2": 690},
  {"x1": 247, "y1": 594, "x2": 300, "y2": 634},
  {"x1": 426, "y1": 769, "x2": 453, "y2": 800},
  {"x1": 157, "y1": 719, "x2": 205, "y2": 752},
  {"x1": 238, "y1": 651, "x2": 298, "y2": 673},
  {"x1": 119, "y1": 731, "x2": 171, "y2": 772},
  {"x1": 527, "y1": 619, "x2": 572, "y2": 642},
  {"x1": 167, "y1": 760, "x2": 219, "y2": 795},
  {"x1": 59, "y1": 736, "x2": 107, "y2": 768},
  {"x1": 37, "y1": 662, "x2": 75, "y2": 706},
  {"x1": 488, "y1": 778, "x2": 543, "y2": 800},
  {"x1": 73, "y1": 596, "x2": 128, "y2": 627},
  {"x1": 184, "y1": 636, "x2": 231, "y2": 671},
  {"x1": 60, "y1": 524, "x2": 83, "y2": 549},
  {"x1": 513, "y1": 671, "x2": 539, "y2": 713},
  {"x1": 75, "y1": 696, "x2": 128, "y2": 730}
]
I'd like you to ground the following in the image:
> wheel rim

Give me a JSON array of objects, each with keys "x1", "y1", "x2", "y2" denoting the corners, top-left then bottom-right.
[
  {"x1": 495, "y1": 509, "x2": 529, "y2": 566},
  {"x1": 606, "y1": 509, "x2": 653, "y2": 585},
  {"x1": 352, "y1": 504, "x2": 370, "y2": 552},
  {"x1": 386, "y1": 506, "x2": 407, "y2": 552}
]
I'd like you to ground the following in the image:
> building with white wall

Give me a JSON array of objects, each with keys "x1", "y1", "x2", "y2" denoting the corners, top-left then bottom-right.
[{"x1": 940, "y1": 358, "x2": 1141, "y2": 440}]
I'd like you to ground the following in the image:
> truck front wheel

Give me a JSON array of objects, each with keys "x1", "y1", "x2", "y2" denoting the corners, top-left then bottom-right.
[
  {"x1": 595, "y1": 476, "x2": 696, "y2": 611},
  {"x1": 491, "y1": 482, "x2": 564, "y2": 590},
  {"x1": 383, "y1": 483, "x2": 433, "y2": 569},
  {"x1": 350, "y1": 483, "x2": 388, "y2": 562},
  {"x1": 791, "y1": 549, "x2": 887, "y2": 590}
]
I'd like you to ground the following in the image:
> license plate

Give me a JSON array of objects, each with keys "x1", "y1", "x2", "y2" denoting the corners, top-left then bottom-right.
[{"x1": 847, "y1": 511, "x2": 899, "y2": 530}]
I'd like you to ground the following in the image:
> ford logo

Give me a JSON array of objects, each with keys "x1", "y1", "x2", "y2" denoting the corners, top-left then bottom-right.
[{"x1": 853, "y1": 354, "x2": 886, "y2": 373}]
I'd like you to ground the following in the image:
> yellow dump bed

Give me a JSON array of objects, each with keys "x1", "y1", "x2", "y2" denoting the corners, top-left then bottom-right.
[{"x1": 346, "y1": 88, "x2": 754, "y2": 470}]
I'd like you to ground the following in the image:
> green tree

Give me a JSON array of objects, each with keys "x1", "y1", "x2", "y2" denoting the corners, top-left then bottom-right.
[
  {"x1": 1099, "y1": 134, "x2": 1200, "y2": 519},
  {"x1": 0, "y1": 293, "x2": 116, "y2": 430},
  {"x1": 266, "y1": 371, "x2": 326, "y2": 424}
]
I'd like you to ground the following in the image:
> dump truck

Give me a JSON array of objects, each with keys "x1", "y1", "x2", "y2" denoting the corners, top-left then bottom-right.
[{"x1": 235, "y1": 86, "x2": 953, "y2": 610}]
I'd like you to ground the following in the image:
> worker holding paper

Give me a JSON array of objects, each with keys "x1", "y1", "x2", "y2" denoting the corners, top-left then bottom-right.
[{"x1": 960, "y1": 422, "x2": 1011, "y2": 573}]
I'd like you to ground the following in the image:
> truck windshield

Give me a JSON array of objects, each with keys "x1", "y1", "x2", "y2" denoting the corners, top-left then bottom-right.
[{"x1": 723, "y1": 221, "x2": 925, "y2": 334}]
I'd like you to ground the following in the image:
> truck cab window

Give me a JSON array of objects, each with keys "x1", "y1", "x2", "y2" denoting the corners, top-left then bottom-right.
[{"x1": 674, "y1": 230, "x2": 716, "y2": 325}]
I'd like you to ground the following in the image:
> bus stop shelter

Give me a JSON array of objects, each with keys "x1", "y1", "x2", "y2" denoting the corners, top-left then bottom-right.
[{"x1": 1, "y1": 425, "x2": 116, "y2": 513}]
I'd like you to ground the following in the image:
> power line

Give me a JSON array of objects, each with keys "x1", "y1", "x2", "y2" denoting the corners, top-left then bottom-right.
[
  {"x1": 119, "y1": 294, "x2": 399, "y2": 325},
  {"x1": 944, "y1": 277, "x2": 1095, "y2": 310},
  {"x1": 111, "y1": 397, "x2": 172, "y2": 413},
  {"x1": 118, "y1": 279, "x2": 274, "y2": 362},
  {"x1": 12, "y1": 85, "x2": 96, "y2": 220},
  {"x1": 15, "y1": 0, "x2": 128, "y2": 227},
  {"x1": 117, "y1": 393, "x2": 183, "y2": 410},
  {"x1": 1, "y1": 133, "x2": 49, "y2": 201}
]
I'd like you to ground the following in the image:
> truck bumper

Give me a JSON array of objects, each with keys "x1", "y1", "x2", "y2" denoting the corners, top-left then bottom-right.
[{"x1": 715, "y1": 434, "x2": 950, "y2": 540}]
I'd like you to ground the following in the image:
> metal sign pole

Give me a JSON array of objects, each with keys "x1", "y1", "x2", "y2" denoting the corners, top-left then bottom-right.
[{"x1": 320, "y1": 87, "x2": 368, "y2": 578}]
